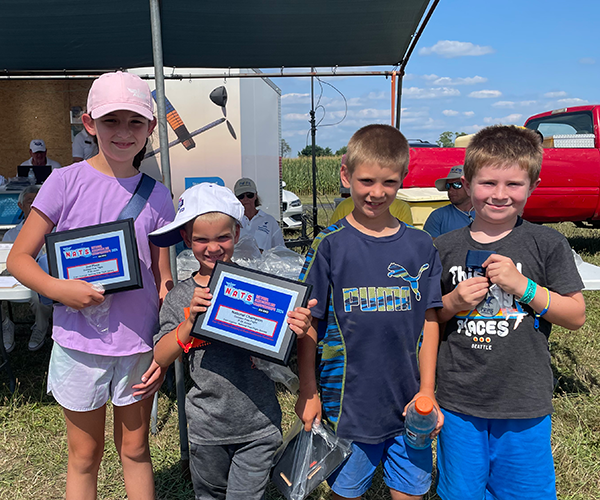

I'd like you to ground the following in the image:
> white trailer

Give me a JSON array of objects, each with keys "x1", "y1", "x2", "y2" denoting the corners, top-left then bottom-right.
[{"x1": 130, "y1": 68, "x2": 282, "y2": 221}]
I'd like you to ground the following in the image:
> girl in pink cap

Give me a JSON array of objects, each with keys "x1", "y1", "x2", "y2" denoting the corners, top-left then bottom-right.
[{"x1": 8, "y1": 71, "x2": 175, "y2": 499}]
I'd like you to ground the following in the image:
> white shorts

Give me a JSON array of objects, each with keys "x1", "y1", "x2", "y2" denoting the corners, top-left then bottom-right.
[{"x1": 47, "y1": 342, "x2": 154, "y2": 412}]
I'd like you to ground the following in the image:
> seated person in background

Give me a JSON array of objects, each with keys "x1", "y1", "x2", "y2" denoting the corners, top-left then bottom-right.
[
  {"x1": 330, "y1": 196, "x2": 414, "y2": 225},
  {"x1": 21, "y1": 139, "x2": 61, "y2": 170},
  {"x1": 423, "y1": 165, "x2": 474, "y2": 239},
  {"x1": 2, "y1": 185, "x2": 52, "y2": 353},
  {"x1": 72, "y1": 129, "x2": 98, "y2": 162},
  {"x1": 235, "y1": 177, "x2": 285, "y2": 252}
]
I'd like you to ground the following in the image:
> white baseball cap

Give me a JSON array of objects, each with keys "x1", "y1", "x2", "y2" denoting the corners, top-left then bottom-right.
[
  {"x1": 29, "y1": 139, "x2": 46, "y2": 153},
  {"x1": 435, "y1": 165, "x2": 465, "y2": 191},
  {"x1": 87, "y1": 71, "x2": 154, "y2": 121},
  {"x1": 149, "y1": 183, "x2": 244, "y2": 247}
]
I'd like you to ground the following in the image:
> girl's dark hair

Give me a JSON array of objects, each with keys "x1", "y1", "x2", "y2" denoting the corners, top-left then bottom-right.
[{"x1": 133, "y1": 139, "x2": 148, "y2": 169}]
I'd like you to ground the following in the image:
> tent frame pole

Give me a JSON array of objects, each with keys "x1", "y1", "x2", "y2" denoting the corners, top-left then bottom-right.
[
  {"x1": 149, "y1": 0, "x2": 190, "y2": 472},
  {"x1": 310, "y1": 75, "x2": 318, "y2": 237}
]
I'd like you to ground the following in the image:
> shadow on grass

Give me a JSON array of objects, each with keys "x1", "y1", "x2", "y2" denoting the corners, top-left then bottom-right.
[
  {"x1": 565, "y1": 233, "x2": 600, "y2": 256},
  {"x1": 154, "y1": 461, "x2": 195, "y2": 500},
  {"x1": 0, "y1": 303, "x2": 52, "y2": 402}
]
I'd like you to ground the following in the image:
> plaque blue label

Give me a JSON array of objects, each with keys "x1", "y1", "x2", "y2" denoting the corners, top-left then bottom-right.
[{"x1": 205, "y1": 274, "x2": 294, "y2": 348}]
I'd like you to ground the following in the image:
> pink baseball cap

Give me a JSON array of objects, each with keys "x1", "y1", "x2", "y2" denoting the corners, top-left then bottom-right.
[{"x1": 87, "y1": 71, "x2": 154, "y2": 121}]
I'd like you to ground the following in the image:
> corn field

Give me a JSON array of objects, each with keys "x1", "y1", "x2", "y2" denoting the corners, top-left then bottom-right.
[{"x1": 282, "y1": 156, "x2": 341, "y2": 195}]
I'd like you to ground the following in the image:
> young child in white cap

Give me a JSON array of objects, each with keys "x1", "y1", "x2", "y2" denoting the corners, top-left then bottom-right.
[
  {"x1": 8, "y1": 71, "x2": 175, "y2": 499},
  {"x1": 150, "y1": 182, "x2": 316, "y2": 500}
]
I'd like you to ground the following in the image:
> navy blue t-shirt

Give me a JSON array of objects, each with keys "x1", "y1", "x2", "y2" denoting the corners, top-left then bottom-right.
[{"x1": 300, "y1": 218, "x2": 443, "y2": 443}]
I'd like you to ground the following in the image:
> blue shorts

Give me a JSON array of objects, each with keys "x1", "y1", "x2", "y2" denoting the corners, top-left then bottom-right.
[
  {"x1": 327, "y1": 435, "x2": 432, "y2": 498},
  {"x1": 436, "y1": 409, "x2": 556, "y2": 500}
]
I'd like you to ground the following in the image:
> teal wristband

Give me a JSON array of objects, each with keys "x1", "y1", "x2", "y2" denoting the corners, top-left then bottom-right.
[{"x1": 518, "y1": 278, "x2": 537, "y2": 305}]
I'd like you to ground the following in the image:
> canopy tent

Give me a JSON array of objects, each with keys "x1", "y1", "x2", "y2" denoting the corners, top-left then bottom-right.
[
  {"x1": 2, "y1": 0, "x2": 430, "y2": 72},
  {"x1": 1, "y1": 0, "x2": 438, "y2": 468}
]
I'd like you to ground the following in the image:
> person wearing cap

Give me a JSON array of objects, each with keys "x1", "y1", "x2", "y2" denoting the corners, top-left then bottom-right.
[
  {"x1": 235, "y1": 177, "x2": 285, "y2": 252},
  {"x1": 72, "y1": 128, "x2": 99, "y2": 162},
  {"x1": 150, "y1": 182, "x2": 316, "y2": 500},
  {"x1": 423, "y1": 165, "x2": 475, "y2": 239},
  {"x1": 20, "y1": 139, "x2": 61, "y2": 170},
  {"x1": 7, "y1": 71, "x2": 174, "y2": 499}
]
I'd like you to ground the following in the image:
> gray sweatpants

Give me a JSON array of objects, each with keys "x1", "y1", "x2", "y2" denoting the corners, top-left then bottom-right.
[{"x1": 189, "y1": 430, "x2": 282, "y2": 500}]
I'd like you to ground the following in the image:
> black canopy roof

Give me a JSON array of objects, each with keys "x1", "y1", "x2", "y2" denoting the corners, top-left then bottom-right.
[{"x1": 2, "y1": 0, "x2": 431, "y2": 72}]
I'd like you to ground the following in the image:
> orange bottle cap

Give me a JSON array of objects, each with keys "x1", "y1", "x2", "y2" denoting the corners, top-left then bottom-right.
[{"x1": 415, "y1": 396, "x2": 434, "y2": 415}]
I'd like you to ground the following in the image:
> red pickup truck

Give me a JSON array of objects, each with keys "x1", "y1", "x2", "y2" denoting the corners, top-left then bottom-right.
[{"x1": 403, "y1": 105, "x2": 600, "y2": 225}]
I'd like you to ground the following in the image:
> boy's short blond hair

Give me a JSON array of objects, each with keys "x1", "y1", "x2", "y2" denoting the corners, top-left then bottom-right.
[
  {"x1": 464, "y1": 125, "x2": 543, "y2": 184},
  {"x1": 345, "y1": 124, "x2": 410, "y2": 175}
]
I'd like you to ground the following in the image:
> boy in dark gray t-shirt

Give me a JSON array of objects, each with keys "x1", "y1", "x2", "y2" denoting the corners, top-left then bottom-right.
[
  {"x1": 434, "y1": 126, "x2": 585, "y2": 500},
  {"x1": 149, "y1": 183, "x2": 315, "y2": 500}
]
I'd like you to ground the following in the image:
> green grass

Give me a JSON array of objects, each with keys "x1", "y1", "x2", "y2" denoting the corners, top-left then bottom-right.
[{"x1": 1, "y1": 222, "x2": 599, "y2": 499}]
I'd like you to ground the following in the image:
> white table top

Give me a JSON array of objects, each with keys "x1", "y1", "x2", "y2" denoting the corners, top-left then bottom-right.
[
  {"x1": 577, "y1": 261, "x2": 600, "y2": 291},
  {"x1": 0, "y1": 283, "x2": 34, "y2": 301}
]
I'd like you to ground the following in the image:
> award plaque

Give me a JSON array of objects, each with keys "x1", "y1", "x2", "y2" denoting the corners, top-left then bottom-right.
[
  {"x1": 45, "y1": 219, "x2": 142, "y2": 294},
  {"x1": 192, "y1": 261, "x2": 312, "y2": 365}
]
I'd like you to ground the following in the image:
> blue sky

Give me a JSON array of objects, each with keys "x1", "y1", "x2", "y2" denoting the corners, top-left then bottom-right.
[{"x1": 267, "y1": 0, "x2": 599, "y2": 157}]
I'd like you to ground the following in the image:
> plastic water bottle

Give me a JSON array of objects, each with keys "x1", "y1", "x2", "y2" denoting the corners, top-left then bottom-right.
[
  {"x1": 28, "y1": 168, "x2": 36, "y2": 185},
  {"x1": 404, "y1": 396, "x2": 438, "y2": 449}
]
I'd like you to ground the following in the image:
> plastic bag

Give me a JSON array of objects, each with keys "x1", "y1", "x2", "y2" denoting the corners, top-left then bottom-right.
[
  {"x1": 258, "y1": 245, "x2": 305, "y2": 280},
  {"x1": 251, "y1": 356, "x2": 299, "y2": 394},
  {"x1": 176, "y1": 249, "x2": 200, "y2": 281},
  {"x1": 232, "y1": 235, "x2": 262, "y2": 269},
  {"x1": 271, "y1": 419, "x2": 353, "y2": 500},
  {"x1": 66, "y1": 283, "x2": 112, "y2": 335}
]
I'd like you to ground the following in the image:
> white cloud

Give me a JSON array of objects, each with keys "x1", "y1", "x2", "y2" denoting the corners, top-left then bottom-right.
[
  {"x1": 283, "y1": 113, "x2": 309, "y2": 121},
  {"x1": 557, "y1": 98, "x2": 589, "y2": 105},
  {"x1": 463, "y1": 111, "x2": 475, "y2": 117},
  {"x1": 281, "y1": 93, "x2": 310, "y2": 103},
  {"x1": 443, "y1": 109, "x2": 459, "y2": 116},
  {"x1": 404, "y1": 87, "x2": 461, "y2": 99},
  {"x1": 493, "y1": 101, "x2": 515, "y2": 108},
  {"x1": 579, "y1": 58, "x2": 595, "y2": 65},
  {"x1": 432, "y1": 75, "x2": 487, "y2": 86},
  {"x1": 282, "y1": 130, "x2": 309, "y2": 138},
  {"x1": 469, "y1": 90, "x2": 502, "y2": 99},
  {"x1": 492, "y1": 100, "x2": 537, "y2": 108},
  {"x1": 544, "y1": 91, "x2": 567, "y2": 98},
  {"x1": 483, "y1": 113, "x2": 523, "y2": 125},
  {"x1": 462, "y1": 124, "x2": 486, "y2": 133},
  {"x1": 422, "y1": 74, "x2": 439, "y2": 81},
  {"x1": 418, "y1": 40, "x2": 494, "y2": 58},
  {"x1": 367, "y1": 91, "x2": 386, "y2": 100},
  {"x1": 354, "y1": 108, "x2": 390, "y2": 119}
]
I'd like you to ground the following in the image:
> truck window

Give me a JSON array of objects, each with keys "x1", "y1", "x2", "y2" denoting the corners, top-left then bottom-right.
[{"x1": 525, "y1": 111, "x2": 593, "y2": 137}]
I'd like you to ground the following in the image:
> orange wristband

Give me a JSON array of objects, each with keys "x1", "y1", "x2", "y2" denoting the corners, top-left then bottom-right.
[{"x1": 176, "y1": 321, "x2": 194, "y2": 353}]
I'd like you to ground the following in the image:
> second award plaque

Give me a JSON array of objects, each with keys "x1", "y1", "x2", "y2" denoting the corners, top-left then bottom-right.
[{"x1": 192, "y1": 261, "x2": 312, "y2": 365}]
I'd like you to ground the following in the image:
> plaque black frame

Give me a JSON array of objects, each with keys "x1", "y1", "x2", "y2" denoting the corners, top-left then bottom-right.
[
  {"x1": 191, "y1": 261, "x2": 312, "y2": 365},
  {"x1": 45, "y1": 218, "x2": 142, "y2": 294}
]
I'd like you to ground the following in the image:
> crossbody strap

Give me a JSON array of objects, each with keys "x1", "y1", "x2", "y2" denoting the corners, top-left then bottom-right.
[{"x1": 118, "y1": 173, "x2": 156, "y2": 222}]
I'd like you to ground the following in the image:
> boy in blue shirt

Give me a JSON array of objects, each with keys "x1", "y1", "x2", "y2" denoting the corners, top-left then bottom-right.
[
  {"x1": 296, "y1": 124, "x2": 444, "y2": 500},
  {"x1": 435, "y1": 125, "x2": 586, "y2": 499}
]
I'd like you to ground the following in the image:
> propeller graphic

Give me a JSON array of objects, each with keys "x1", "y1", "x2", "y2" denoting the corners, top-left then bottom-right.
[
  {"x1": 145, "y1": 85, "x2": 237, "y2": 158},
  {"x1": 209, "y1": 86, "x2": 237, "y2": 140}
]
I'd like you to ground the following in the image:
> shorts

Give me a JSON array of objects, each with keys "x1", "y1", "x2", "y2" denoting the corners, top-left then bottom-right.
[
  {"x1": 47, "y1": 342, "x2": 154, "y2": 412},
  {"x1": 327, "y1": 435, "x2": 432, "y2": 498},
  {"x1": 189, "y1": 430, "x2": 282, "y2": 500},
  {"x1": 436, "y1": 409, "x2": 556, "y2": 500}
]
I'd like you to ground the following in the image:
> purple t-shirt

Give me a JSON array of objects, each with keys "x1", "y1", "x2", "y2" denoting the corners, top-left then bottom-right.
[{"x1": 33, "y1": 161, "x2": 175, "y2": 356}]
